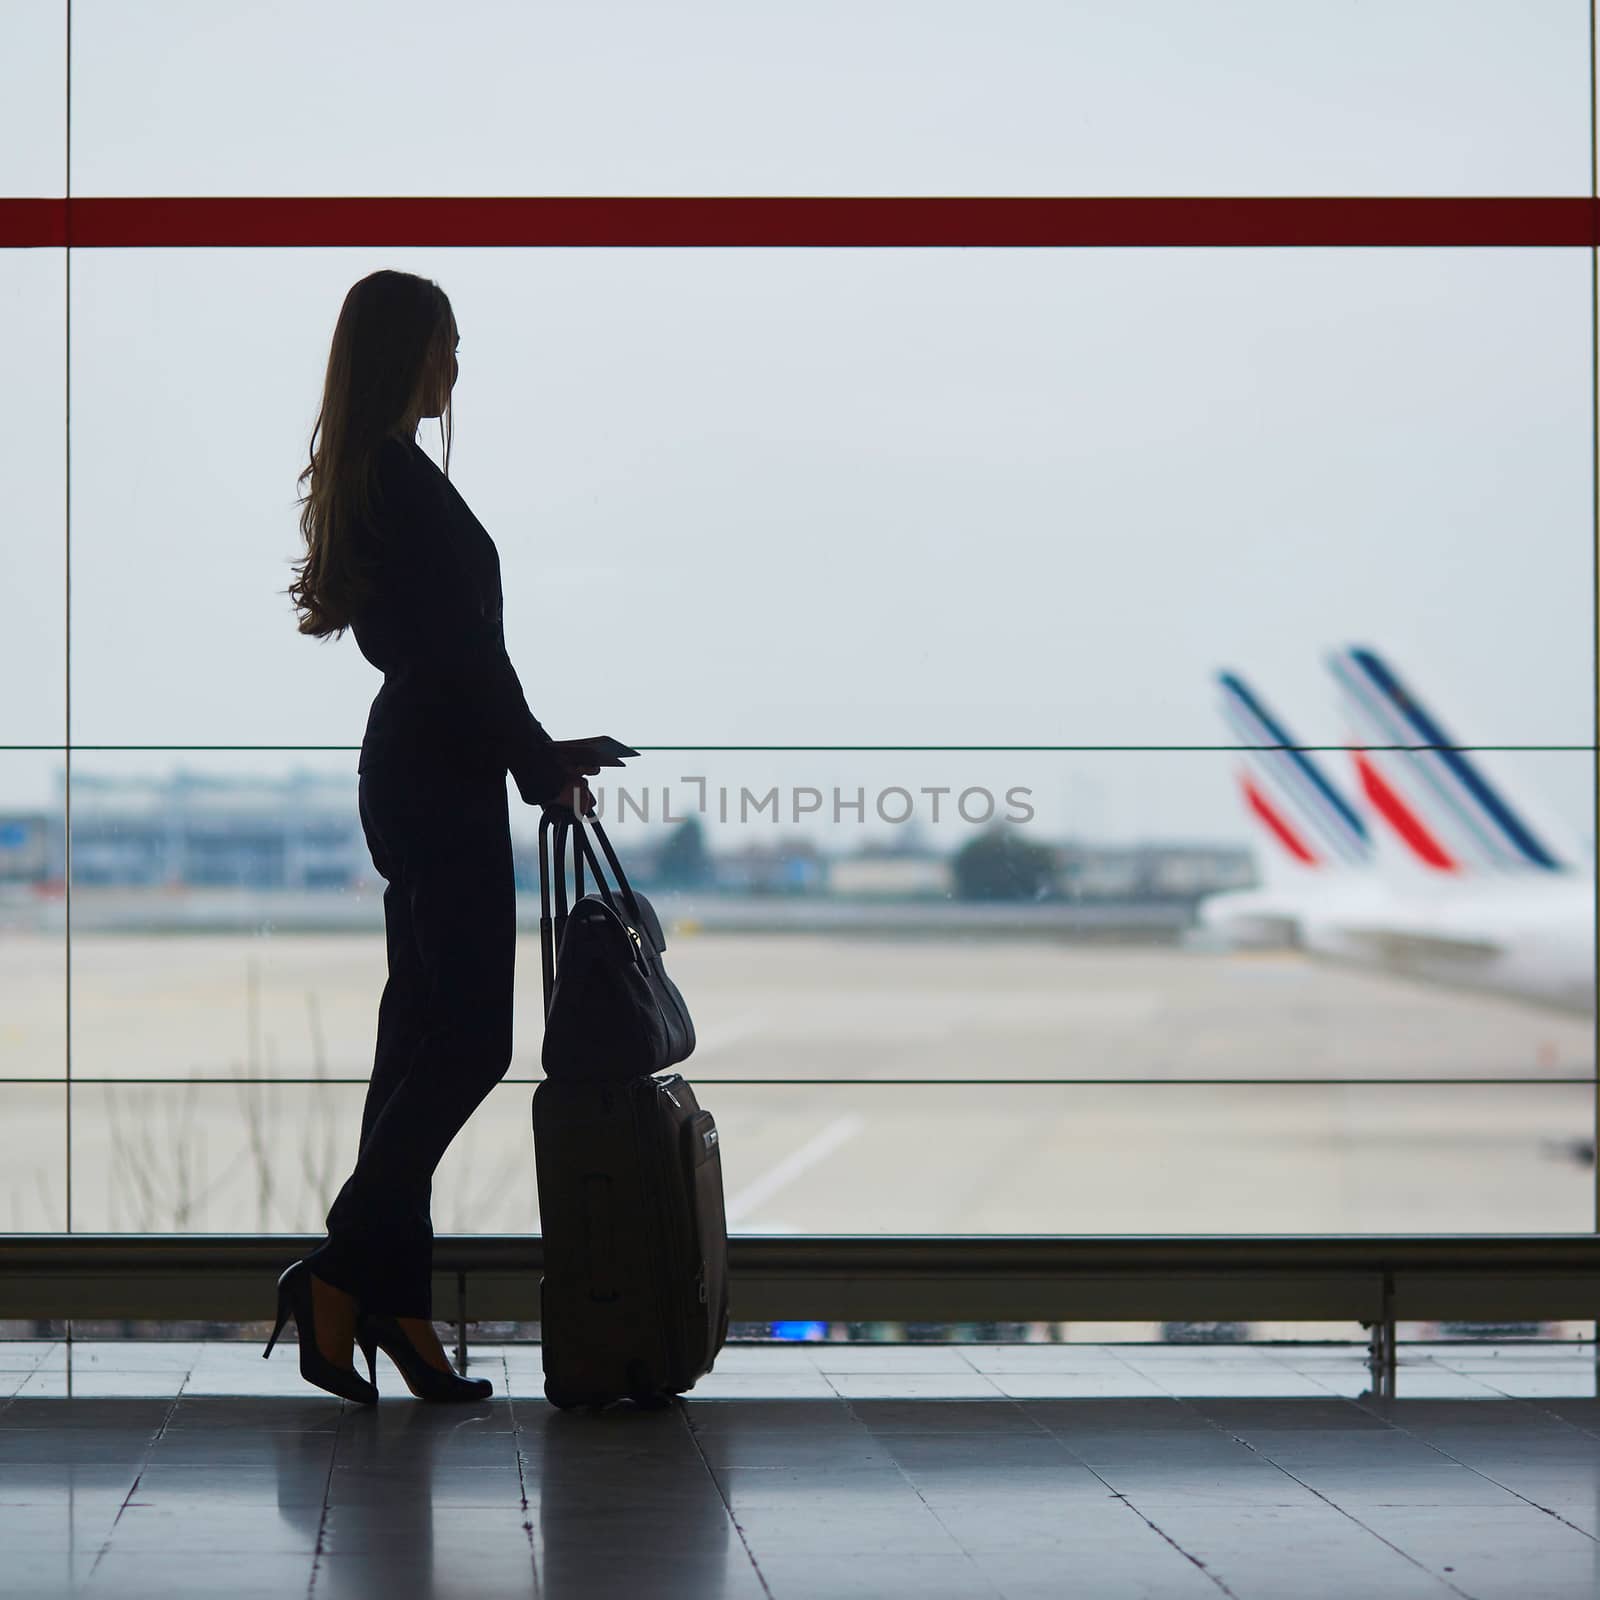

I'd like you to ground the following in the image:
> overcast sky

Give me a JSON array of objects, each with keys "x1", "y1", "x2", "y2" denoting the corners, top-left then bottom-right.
[{"x1": 1, "y1": 1, "x2": 1594, "y2": 848}]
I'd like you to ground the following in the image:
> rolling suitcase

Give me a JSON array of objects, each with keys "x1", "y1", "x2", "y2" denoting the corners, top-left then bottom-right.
[{"x1": 532, "y1": 810, "x2": 730, "y2": 1409}]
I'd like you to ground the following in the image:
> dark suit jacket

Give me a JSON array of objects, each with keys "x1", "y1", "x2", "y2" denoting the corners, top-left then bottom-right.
[{"x1": 350, "y1": 435, "x2": 567, "y2": 807}]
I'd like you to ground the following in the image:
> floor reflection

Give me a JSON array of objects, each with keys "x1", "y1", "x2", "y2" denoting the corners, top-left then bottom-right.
[
  {"x1": 280, "y1": 1401, "x2": 520, "y2": 1599},
  {"x1": 532, "y1": 1403, "x2": 741, "y2": 1598}
]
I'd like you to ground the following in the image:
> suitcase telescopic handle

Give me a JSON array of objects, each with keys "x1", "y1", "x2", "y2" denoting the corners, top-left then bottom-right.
[{"x1": 537, "y1": 811, "x2": 558, "y2": 1017}]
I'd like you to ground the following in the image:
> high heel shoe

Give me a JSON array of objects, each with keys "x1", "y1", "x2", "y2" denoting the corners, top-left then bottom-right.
[
  {"x1": 263, "y1": 1260, "x2": 379, "y2": 1405},
  {"x1": 355, "y1": 1309, "x2": 493, "y2": 1402}
]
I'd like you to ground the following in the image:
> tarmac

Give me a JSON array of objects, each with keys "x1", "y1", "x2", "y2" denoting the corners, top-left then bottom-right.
[{"x1": 2, "y1": 932, "x2": 1592, "y2": 1238}]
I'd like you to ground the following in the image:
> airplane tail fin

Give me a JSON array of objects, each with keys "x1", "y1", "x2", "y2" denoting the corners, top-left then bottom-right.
[
  {"x1": 1218, "y1": 670, "x2": 1370, "y2": 870},
  {"x1": 1327, "y1": 644, "x2": 1573, "y2": 875}
]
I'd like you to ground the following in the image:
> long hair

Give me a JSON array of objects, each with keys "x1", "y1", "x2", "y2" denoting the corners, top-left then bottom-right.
[{"x1": 290, "y1": 270, "x2": 456, "y2": 637}]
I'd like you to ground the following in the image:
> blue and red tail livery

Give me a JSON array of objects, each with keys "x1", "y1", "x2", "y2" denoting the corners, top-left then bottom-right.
[
  {"x1": 1218, "y1": 671, "x2": 1370, "y2": 869},
  {"x1": 1328, "y1": 645, "x2": 1566, "y2": 873}
]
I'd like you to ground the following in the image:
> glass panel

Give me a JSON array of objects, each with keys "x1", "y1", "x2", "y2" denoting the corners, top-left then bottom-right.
[
  {"x1": 662, "y1": 744, "x2": 1593, "y2": 1087},
  {"x1": 0, "y1": 752, "x2": 66, "y2": 1082},
  {"x1": 67, "y1": 1080, "x2": 534, "y2": 1235},
  {"x1": 67, "y1": 750, "x2": 383, "y2": 1085},
  {"x1": 69, "y1": 1079, "x2": 364, "y2": 1234},
  {"x1": 68, "y1": 249, "x2": 378, "y2": 749},
  {"x1": 69, "y1": 247, "x2": 1593, "y2": 748},
  {"x1": 63, "y1": 743, "x2": 1593, "y2": 1236},
  {"x1": 68, "y1": 747, "x2": 1594, "y2": 1088},
  {"x1": 64, "y1": 1078, "x2": 1593, "y2": 1235},
  {"x1": 0, "y1": 0, "x2": 62, "y2": 196},
  {"x1": 0, "y1": 1084, "x2": 66, "y2": 1231},
  {"x1": 1, "y1": 249, "x2": 66, "y2": 745},
  {"x1": 69, "y1": 1, "x2": 1586, "y2": 196},
  {"x1": 719, "y1": 1081, "x2": 1595, "y2": 1233}
]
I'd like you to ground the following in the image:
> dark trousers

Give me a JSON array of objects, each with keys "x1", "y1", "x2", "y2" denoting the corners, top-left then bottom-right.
[{"x1": 306, "y1": 761, "x2": 516, "y2": 1317}]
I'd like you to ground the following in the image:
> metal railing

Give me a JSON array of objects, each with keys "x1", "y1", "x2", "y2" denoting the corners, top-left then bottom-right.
[{"x1": 5, "y1": 1231, "x2": 1600, "y2": 1396}]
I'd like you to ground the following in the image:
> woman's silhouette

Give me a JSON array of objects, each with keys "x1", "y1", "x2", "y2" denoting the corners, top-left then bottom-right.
[{"x1": 263, "y1": 269, "x2": 617, "y2": 1403}]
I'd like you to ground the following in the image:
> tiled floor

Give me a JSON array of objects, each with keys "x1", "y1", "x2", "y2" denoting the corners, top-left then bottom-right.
[{"x1": 3, "y1": 1340, "x2": 1599, "y2": 1597}]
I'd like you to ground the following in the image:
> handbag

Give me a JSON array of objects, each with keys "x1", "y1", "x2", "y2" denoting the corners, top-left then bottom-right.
[{"x1": 538, "y1": 809, "x2": 696, "y2": 1082}]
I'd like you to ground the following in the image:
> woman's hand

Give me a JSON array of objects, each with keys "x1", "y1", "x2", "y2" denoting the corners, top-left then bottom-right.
[
  {"x1": 551, "y1": 775, "x2": 597, "y2": 818},
  {"x1": 543, "y1": 734, "x2": 631, "y2": 818}
]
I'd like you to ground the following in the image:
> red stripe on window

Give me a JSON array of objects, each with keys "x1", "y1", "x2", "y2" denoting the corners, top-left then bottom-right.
[
  {"x1": 0, "y1": 196, "x2": 1595, "y2": 249},
  {"x1": 1352, "y1": 751, "x2": 1458, "y2": 872},
  {"x1": 0, "y1": 199, "x2": 67, "y2": 248},
  {"x1": 1241, "y1": 775, "x2": 1320, "y2": 866}
]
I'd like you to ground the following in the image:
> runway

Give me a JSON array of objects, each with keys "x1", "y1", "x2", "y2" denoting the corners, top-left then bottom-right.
[{"x1": 2, "y1": 932, "x2": 1592, "y2": 1239}]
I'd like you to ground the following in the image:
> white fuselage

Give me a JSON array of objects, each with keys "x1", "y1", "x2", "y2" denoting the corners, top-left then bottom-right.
[{"x1": 1197, "y1": 875, "x2": 1596, "y2": 1016}]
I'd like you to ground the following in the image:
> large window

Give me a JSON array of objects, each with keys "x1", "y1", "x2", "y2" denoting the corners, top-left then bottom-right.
[{"x1": 3, "y1": 1, "x2": 1594, "y2": 1239}]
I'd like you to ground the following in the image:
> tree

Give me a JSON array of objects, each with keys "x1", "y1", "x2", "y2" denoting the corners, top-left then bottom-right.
[
  {"x1": 951, "y1": 823, "x2": 1057, "y2": 901},
  {"x1": 654, "y1": 816, "x2": 713, "y2": 888}
]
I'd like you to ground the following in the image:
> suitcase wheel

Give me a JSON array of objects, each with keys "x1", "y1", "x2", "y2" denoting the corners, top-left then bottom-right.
[
  {"x1": 626, "y1": 1359, "x2": 672, "y2": 1410},
  {"x1": 544, "y1": 1377, "x2": 586, "y2": 1411}
]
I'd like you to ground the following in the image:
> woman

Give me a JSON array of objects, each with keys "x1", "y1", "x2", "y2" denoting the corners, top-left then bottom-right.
[{"x1": 265, "y1": 268, "x2": 618, "y2": 1403}]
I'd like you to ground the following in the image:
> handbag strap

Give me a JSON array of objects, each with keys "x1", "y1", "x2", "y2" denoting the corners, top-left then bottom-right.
[
  {"x1": 540, "y1": 810, "x2": 643, "y2": 1016},
  {"x1": 569, "y1": 815, "x2": 646, "y2": 928}
]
